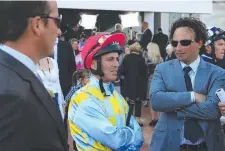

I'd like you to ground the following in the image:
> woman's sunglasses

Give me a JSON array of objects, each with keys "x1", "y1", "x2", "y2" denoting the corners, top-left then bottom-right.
[{"x1": 171, "y1": 40, "x2": 194, "y2": 47}]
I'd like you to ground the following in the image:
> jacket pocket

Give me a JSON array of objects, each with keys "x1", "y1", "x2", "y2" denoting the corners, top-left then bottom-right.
[
  {"x1": 150, "y1": 123, "x2": 168, "y2": 151},
  {"x1": 153, "y1": 122, "x2": 168, "y2": 140},
  {"x1": 155, "y1": 122, "x2": 167, "y2": 132}
]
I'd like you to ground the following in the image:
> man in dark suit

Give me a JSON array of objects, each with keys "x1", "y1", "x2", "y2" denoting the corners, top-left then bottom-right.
[
  {"x1": 54, "y1": 38, "x2": 76, "y2": 97},
  {"x1": 0, "y1": 1, "x2": 68, "y2": 151},
  {"x1": 140, "y1": 22, "x2": 152, "y2": 50},
  {"x1": 152, "y1": 28, "x2": 169, "y2": 60},
  {"x1": 64, "y1": 24, "x2": 80, "y2": 42}
]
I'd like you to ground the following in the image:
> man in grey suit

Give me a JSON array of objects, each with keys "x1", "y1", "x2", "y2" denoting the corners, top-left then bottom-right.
[
  {"x1": 150, "y1": 17, "x2": 225, "y2": 151},
  {"x1": 0, "y1": 1, "x2": 68, "y2": 151}
]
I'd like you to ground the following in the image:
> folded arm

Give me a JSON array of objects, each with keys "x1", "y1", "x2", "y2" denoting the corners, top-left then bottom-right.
[
  {"x1": 150, "y1": 65, "x2": 192, "y2": 112},
  {"x1": 122, "y1": 99, "x2": 143, "y2": 151},
  {"x1": 177, "y1": 71, "x2": 225, "y2": 120},
  {"x1": 69, "y1": 98, "x2": 135, "y2": 151},
  {"x1": 125, "y1": 116, "x2": 144, "y2": 151}
]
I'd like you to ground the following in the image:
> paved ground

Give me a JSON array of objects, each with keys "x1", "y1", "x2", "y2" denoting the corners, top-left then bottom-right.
[{"x1": 140, "y1": 106, "x2": 154, "y2": 151}]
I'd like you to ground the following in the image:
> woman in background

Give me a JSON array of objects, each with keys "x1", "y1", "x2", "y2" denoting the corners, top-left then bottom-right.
[
  {"x1": 37, "y1": 57, "x2": 65, "y2": 119},
  {"x1": 64, "y1": 69, "x2": 90, "y2": 151},
  {"x1": 65, "y1": 69, "x2": 90, "y2": 105},
  {"x1": 147, "y1": 42, "x2": 163, "y2": 126},
  {"x1": 118, "y1": 45, "x2": 130, "y2": 97},
  {"x1": 121, "y1": 42, "x2": 147, "y2": 126},
  {"x1": 165, "y1": 43, "x2": 176, "y2": 61}
]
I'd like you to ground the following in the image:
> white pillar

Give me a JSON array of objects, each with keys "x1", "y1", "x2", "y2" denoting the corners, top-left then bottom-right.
[
  {"x1": 161, "y1": 13, "x2": 170, "y2": 36},
  {"x1": 200, "y1": 2, "x2": 225, "y2": 29}
]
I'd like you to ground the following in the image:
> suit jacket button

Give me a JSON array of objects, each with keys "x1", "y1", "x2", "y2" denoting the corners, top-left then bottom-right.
[{"x1": 177, "y1": 129, "x2": 180, "y2": 131}]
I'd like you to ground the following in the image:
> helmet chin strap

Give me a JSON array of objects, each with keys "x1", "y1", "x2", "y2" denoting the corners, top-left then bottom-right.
[
  {"x1": 210, "y1": 43, "x2": 216, "y2": 60},
  {"x1": 91, "y1": 57, "x2": 107, "y2": 96}
]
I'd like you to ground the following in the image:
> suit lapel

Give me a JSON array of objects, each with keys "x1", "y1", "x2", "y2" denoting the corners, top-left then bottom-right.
[
  {"x1": 171, "y1": 59, "x2": 187, "y2": 91},
  {"x1": 0, "y1": 51, "x2": 67, "y2": 144},
  {"x1": 194, "y1": 58, "x2": 208, "y2": 91},
  {"x1": 171, "y1": 58, "x2": 208, "y2": 92},
  {"x1": 30, "y1": 78, "x2": 67, "y2": 142}
]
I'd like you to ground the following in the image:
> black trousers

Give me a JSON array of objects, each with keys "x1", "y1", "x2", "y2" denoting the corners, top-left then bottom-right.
[{"x1": 127, "y1": 98, "x2": 142, "y2": 117}]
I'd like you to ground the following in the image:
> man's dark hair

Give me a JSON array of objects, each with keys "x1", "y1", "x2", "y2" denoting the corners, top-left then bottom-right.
[
  {"x1": 0, "y1": 1, "x2": 50, "y2": 43},
  {"x1": 157, "y1": 28, "x2": 162, "y2": 32},
  {"x1": 169, "y1": 17, "x2": 208, "y2": 44}
]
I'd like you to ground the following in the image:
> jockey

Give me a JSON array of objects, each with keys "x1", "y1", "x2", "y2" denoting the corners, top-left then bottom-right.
[
  {"x1": 201, "y1": 26, "x2": 225, "y2": 66},
  {"x1": 68, "y1": 33, "x2": 144, "y2": 151}
]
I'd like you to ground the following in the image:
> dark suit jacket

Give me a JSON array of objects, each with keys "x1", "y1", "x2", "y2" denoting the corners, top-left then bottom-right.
[
  {"x1": 0, "y1": 50, "x2": 68, "y2": 151},
  {"x1": 140, "y1": 28, "x2": 152, "y2": 50},
  {"x1": 152, "y1": 33, "x2": 168, "y2": 59},
  {"x1": 57, "y1": 40, "x2": 76, "y2": 97}
]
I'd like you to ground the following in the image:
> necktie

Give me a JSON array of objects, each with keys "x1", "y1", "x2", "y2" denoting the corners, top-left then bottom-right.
[{"x1": 183, "y1": 66, "x2": 204, "y2": 143}]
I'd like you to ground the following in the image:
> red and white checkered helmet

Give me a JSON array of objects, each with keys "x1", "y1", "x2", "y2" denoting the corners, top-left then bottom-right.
[{"x1": 81, "y1": 33, "x2": 126, "y2": 69}]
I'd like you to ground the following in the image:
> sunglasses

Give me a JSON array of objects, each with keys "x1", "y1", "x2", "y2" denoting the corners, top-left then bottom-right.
[
  {"x1": 30, "y1": 14, "x2": 62, "y2": 28},
  {"x1": 41, "y1": 15, "x2": 62, "y2": 28},
  {"x1": 171, "y1": 40, "x2": 194, "y2": 47}
]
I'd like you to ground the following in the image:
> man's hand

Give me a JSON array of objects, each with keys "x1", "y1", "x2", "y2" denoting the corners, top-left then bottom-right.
[
  {"x1": 218, "y1": 102, "x2": 225, "y2": 116},
  {"x1": 194, "y1": 92, "x2": 206, "y2": 103}
]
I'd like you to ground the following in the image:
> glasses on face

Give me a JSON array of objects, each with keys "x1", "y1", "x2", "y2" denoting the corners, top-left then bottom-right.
[
  {"x1": 41, "y1": 15, "x2": 62, "y2": 28},
  {"x1": 171, "y1": 40, "x2": 194, "y2": 47},
  {"x1": 31, "y1": 14, "x2": 62, "y2": 28}
]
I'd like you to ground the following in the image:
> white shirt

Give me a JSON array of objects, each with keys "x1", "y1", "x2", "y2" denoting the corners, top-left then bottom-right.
[
  {"x1": 142, "y1": 28, "x2": 149, "y2": 34},
  {"x1": 180, "y1": 56, "x2": 200, "y2": 100},
  {"x1": 0, "y1": 44, "x2": 36, "y2": 74},
  {"x1": 180, "y1": 56, "x2": 205, "y2": 145},
  {"x1": 54, "y1": 38, "x2": 58, "y2": 62},
  {"x1": 37, "y1": 57, "x2": 65, "y2": 119}
]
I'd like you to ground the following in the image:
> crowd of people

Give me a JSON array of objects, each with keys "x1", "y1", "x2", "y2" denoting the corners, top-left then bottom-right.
[{"x1": 1, "y1": 1, "x2": 225, "y2": 151}]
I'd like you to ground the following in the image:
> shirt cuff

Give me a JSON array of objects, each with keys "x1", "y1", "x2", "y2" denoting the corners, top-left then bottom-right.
[{"x1": 191, "y1": 92, "x2": 195, "y2": 102}]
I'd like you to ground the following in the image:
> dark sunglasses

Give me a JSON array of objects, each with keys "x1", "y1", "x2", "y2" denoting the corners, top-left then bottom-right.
[
  {"x1": 30, "y1": 14, "x2": 62, "y2": 28},
  {"x1": 41, "y1": 15, "x2": 62, "y2": 28},
  {"x1": 171, "y1": 40, "x2": 194, "y2": 47}
]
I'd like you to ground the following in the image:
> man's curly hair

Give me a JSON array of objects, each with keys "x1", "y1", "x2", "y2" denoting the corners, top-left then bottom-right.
[{"x1": 169, "y1": 17, "x2": 208, "y2": 44}]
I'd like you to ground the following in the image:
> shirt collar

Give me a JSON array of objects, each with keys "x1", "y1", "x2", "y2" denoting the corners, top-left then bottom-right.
[
  {"x1": 180, "y1": 56, "x2": 200, "y2": 74},
  {"x1": 143, "y1": 28, "x2": 149, "y2": 33},
  {"x1": 89, "y1": 74, "x2": 115, "y2": 95},
  {"x1": 55, "y1": 37, "x2": 59, "y2": 44},
  {"x1": 0, "y1": 44, "x2": 37, "y2": 74}
]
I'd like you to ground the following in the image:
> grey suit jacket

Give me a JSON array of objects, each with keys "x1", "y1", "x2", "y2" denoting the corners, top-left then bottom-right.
[
  {"x1": 150, "y1": 58, "x2": 225, "y2": 151},
  {"x1": 0, "y1": 50, "x2": 68, "y2": 151}
]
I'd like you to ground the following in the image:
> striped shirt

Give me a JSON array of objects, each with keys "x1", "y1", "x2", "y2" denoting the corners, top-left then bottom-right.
[{"x1": 65, "y1": 82, "x2": 82, "y2": 106}]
